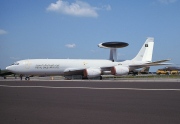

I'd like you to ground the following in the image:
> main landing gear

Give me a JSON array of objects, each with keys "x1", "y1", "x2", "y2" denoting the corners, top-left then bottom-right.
[
  {"x1": 25, "y1": 77, "x2": 30, "y2": 80},
  {"x1": 20, "y1": 74, "x2": 30, "y2": 80}
]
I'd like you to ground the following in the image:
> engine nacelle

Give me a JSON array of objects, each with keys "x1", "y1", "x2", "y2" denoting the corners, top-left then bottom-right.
[
  {"x1": 84, "y1": 68, "x2": 101, "y2": 78},
  {"x1": 111, "y1": 66, "x2": 129, "y2": 76}
]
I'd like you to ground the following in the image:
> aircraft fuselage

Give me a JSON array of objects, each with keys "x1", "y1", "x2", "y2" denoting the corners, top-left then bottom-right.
[{"x1": 6, "y1": 59, "x2": 119, "y2": 76}]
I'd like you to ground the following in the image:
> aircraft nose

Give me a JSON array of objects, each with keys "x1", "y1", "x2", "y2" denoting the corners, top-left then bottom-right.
[
  {"x1": 6, "y1": 66, "x2": 9, "y2": 70},
  {"x1": 6, "y1": 66, "x2": 13, "y2": 71}
]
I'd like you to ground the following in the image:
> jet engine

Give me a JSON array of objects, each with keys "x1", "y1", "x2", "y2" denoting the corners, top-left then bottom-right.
[
  {"x1": 84, "y1": 68, "x2": 101, "y2": 78},
  {"x1": 111, "y1": 66, "x2": 129, "y2": 76}
]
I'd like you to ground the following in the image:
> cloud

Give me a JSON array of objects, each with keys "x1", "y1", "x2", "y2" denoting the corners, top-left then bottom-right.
[
  {"x1": 158, "y1": 0, "x2": 178, "y2": 4},
  {"x1": 100, "y1": 5, "x2": 111, "y2": 11},
  {"x1": 0, "y1": 29, "x2": 7, "y2": 35},
  {"x1": 47, "y1": 0, "x2": 111, "y2": 17},
  {"x1": 65, "y1": 44, "x2": 76, "y2": 48}
]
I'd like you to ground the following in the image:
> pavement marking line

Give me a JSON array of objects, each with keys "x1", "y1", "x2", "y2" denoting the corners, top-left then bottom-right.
[{"x1": 0, "y1": 85, "x2": 180, "y2": 91}]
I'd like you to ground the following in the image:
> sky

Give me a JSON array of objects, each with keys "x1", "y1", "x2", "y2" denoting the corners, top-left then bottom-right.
[{"x1": 0, "y1": 0, "x2": 180, "y2": 71}]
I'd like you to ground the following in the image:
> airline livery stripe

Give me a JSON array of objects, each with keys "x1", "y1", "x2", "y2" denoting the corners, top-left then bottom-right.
[{"x1": 0, "y1": 85, "x2": 180, "y2": 91}]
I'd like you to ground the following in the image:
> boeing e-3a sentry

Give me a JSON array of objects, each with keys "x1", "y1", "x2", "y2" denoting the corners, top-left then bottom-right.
[{"x1": 6, "y1": 37, "x2": 170, "y2": 80}]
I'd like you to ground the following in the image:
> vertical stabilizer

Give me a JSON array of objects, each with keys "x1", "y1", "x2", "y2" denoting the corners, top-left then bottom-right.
[{"x1": 132, "y1": 37, "x2": 154, "y2": 62}]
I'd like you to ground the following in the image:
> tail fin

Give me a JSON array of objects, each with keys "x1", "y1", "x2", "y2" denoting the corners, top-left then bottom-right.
[{"x1": 132, "y1": 37, "x2": 154, "y2": 62}]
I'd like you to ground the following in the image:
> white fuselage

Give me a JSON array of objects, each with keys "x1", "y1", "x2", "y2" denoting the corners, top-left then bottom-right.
[{"x1": 6, "y1": 59, "x2": 123, "y2": 76}]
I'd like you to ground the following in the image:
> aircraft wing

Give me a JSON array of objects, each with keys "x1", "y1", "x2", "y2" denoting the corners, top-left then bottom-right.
[
  {"x1": 63, "y1": 68, "x2": 85, "y2": 76},
  {"x1": 63, "y1": 59, "x2": 171, "y2": 76},
  {"x1": 63, "y1": 67, "x2": 110, "y2": 76},
  {"x1": 129, "y1": 59, "x2": 172, "y2": 68}
]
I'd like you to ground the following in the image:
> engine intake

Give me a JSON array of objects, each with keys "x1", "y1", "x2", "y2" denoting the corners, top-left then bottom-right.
[
  {"x1": 84, "y1": 68, "x2": 101, "y2": 78},
  {"x1": 111, "y1": 66, "x2": 129, "y2": 76}
]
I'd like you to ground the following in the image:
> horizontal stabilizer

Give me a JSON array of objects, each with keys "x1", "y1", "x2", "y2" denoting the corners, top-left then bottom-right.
[
  {"x1": 130, "y1": 59, "x2": 172, "y2": 68},
  {"x1": 146, "y1": 59, "x2": 171, "y2": 64}
]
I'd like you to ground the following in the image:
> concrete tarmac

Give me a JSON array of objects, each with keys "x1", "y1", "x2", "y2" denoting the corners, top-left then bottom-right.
[{"x1": 0, "y1": 80, "x2": 180, "y2": 124}]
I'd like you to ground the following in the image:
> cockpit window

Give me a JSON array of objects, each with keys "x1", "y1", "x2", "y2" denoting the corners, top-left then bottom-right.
[{"x1": 12, "y1": 62, "x2": 19, "y2": 65}]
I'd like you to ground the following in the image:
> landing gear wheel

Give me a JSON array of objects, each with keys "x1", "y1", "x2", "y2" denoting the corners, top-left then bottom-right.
[
  {"x1": 100, "y1": 76, "x2": 102, "y2": 80},
  {"x1": 25, "y1": 77, "x2": 30, "y2": 80}
]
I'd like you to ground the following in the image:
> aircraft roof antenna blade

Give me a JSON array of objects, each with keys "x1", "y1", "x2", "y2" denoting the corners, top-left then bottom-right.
[{"x1": 98, "y1": 41, "x2": 128, "y2": 62}]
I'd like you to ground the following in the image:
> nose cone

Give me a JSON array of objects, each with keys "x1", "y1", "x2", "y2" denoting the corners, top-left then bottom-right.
[
  {"x1": 6, "y1": 66, "x2": 14, "y2": 72},
  {"x1": 6, "y1": 66, "x2": 10, "y2": 70}
]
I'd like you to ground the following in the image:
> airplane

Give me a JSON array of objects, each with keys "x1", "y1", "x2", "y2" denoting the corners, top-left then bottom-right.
[{"x1": 6, "y1": 37, "x2": 170, "y2": 80}]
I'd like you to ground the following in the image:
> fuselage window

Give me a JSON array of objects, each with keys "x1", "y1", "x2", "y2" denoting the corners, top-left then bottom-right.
[{"x1": 12, "y1": 62, "x2": 19, "y2": 65}]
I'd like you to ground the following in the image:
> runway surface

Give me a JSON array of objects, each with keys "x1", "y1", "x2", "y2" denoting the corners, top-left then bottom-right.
[{"x1": 0, "y1": 80, "x2": 180, "y2": 124}]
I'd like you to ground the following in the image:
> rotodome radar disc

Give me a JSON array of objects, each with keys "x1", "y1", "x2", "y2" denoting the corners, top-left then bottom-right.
[{"x1": 98, "y1": 42, "x2": 129, "y2": 48}]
